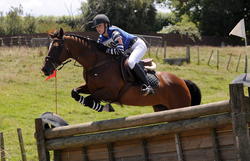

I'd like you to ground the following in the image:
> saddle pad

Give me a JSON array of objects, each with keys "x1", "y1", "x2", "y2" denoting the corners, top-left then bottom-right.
[{"x1": 146, "y1": 72, "x2": 159, "y2": 89}]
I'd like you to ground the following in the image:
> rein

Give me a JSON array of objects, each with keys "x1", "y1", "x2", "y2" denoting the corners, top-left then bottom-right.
[{"x1": 56, "y1": 59, "x2": 72, "y2": 70}]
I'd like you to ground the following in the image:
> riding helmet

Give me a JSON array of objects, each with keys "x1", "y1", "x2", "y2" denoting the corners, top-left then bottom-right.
[{"x1": 91, "y1": 14, "x2": 110, "y2": 28}]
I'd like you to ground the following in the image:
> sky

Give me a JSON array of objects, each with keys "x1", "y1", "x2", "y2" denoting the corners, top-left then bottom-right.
[
  {"x1": 0, "y1": 0, "x2": 84, "y2": 16},
  {"x1": 0, "y1": 0, "x2": 168, "y2": 17}
]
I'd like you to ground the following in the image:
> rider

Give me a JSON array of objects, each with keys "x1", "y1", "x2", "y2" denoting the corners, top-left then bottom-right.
[{"x1": 92, "y1": 14, "x2": 154, "y2": 96}]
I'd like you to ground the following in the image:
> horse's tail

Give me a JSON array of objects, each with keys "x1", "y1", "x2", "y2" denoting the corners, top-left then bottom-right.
[{"x1": 184, "y1": 80, "x2": 201, "y2": 106}]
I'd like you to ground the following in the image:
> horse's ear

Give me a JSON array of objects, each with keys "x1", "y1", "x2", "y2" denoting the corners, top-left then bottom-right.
[
  {"x1": 59, "y1": 28, "x2": 64, "y2": 38},
  {"x1": 48, "y1": 29, "x2": 56, "y2": 38},
  {"x1": 49, "y1": 33, "x2": 54, "y2": 38}
]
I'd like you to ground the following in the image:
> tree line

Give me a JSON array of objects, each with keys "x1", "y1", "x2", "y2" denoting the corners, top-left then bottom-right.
[{"x1": 0, "y1": 0, "x2": 249, "y2": 40}]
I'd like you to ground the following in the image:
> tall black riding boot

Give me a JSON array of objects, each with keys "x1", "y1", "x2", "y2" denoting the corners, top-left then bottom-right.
[{"x1": 133, "y1": 63, "x2": 154, "y2": 96}]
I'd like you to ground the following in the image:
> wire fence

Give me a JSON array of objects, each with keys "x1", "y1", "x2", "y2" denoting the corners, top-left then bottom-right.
[{"x1": 0, "y1": 33, "x2": 164, "y2": 48}]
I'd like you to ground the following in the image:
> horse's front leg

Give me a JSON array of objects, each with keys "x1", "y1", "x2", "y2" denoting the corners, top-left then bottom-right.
[
  {"x1": 74, "y1": 84, "x2": 91, "y2": 94},
  {"x1": 71, "y1": 86, "x2": 114, "y2": 112}
]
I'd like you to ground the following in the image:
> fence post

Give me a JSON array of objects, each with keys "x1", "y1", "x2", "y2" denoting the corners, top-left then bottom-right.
[
  {"x1": 155, "y1": 46, "x2": 159, "y2": 59},
  {"x1": 229, "y1": 83, "x2": 250, "y2": 161},
  {"x1": 148, "y1": 38, "x2": 151, "y2": 56},
  {"x1": 236, "y1": 54, "x2": 242, "y2": 72},
  {"x1": 207, "y1": 50, "x2": 214, "y2": 66},
  {"x1": 197, "y1": 46, "x2": 200, "y2": 65},
  {"x1": 227, "y1": 53, "x2": 232, "y2": 71},
  {"x1": 0, "y1": 132, "x2": 5, "y2": 161},
  {"x1": 217, "y1": 50, "x2": 219, "y2": 70},
  {"x1": 0, "y1": 38, "x2": 3, "y2": 47},
  {"x1": 186, "y1": 45, "x2": 190, "y2": 63},
  {"x1": 17, "y1": 128, "x2": 27, "y2": 161},
  {"x1": 35, "y1": 118, "x2": 50, "y2": 161},
  {"x1": 163, "y1": 41, "x2": 167, "y2": 59},
  {"x1": 175, "y1": 133, "x2": 184, "y2": 161}
]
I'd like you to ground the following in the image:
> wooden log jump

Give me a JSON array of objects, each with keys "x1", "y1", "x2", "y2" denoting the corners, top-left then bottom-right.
[{"x1": 35, "y1": 83, "x2": 250, "y2": 161}]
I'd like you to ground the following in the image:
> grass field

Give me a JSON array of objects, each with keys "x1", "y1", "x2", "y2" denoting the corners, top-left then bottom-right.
[{"x1": 0, "y1": 45, "x2": 247, "y2": 160}]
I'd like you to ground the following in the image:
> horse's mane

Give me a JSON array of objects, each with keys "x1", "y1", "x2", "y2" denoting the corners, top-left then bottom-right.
[
  {"x1": 65, "y1": 33, "x2": 97, "y2": 45},
  {"x1": 64, "y1": 33, "x2": 108, "y2": 54}
]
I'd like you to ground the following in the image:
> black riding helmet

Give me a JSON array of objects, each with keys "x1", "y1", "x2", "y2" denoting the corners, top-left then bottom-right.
[{"x1": 91, "y1": 14, "x2": 110, "y2": 28}]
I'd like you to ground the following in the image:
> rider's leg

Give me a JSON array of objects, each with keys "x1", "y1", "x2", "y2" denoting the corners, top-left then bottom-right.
[
  {"x1": 132, "y1": 63, "x2": 154, "y2": 95},
  {"x1": 128, "y1": 38, "x2": 154, "y2": 96}
]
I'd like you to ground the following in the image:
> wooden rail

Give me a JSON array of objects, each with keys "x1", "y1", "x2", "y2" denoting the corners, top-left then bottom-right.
[
  {"x1": 45, "y1": 100, "x2": 229, "y2": 139},
  {"x1": 35, "y1": 84, "x2": 250, "y2": 161}
]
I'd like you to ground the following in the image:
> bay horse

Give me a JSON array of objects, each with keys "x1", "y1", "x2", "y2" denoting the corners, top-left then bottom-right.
[{"x1": 41, "y1": 28, "x2": 201, "y2": 112}]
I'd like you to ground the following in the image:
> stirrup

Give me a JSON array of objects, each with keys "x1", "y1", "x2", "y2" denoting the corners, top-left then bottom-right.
[{"x1": 141, "y1": 84, "x2": 154, "y2": 96}]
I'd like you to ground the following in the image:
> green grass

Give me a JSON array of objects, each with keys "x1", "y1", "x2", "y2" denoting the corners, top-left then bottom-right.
[{"x1": 0, "y1": 46, "x2": 247, "y2": 160}]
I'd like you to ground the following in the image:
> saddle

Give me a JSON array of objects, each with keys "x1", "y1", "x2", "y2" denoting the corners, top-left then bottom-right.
[{"x1": 120, "y1": 58, "x2": 159, "y2": 88}]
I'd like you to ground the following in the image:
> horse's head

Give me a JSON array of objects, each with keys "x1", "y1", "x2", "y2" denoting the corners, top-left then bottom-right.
[{"x1": 41, "y1": 28, "x2": 70, "y2": 76}]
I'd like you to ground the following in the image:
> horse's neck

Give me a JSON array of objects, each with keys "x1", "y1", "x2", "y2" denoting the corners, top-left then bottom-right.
[
  {"x1": 66, "y1": 37, "x2": 113, "y2": 69},
  {"x1": 65, "y1": 37, "x2": 98, "y2": 69}
]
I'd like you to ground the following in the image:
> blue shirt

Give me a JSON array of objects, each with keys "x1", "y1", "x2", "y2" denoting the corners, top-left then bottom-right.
[{"x1": 97, "y1": 26, "x2": 137, "y2": 51}]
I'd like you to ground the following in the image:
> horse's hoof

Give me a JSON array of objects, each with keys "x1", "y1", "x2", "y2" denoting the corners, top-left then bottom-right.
[{"x1": 103, "y1": 104, "x2": 115, "y2": 112}]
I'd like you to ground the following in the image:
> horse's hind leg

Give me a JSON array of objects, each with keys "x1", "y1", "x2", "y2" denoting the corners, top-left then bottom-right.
[{"x1": 153, "y1": 104, "x2": 168, "y2": 112}]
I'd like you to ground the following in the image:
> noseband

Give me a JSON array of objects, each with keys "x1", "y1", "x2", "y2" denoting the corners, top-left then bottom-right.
[{"x1": 45, "y1": 38, "x2": 72, "y2": 71}]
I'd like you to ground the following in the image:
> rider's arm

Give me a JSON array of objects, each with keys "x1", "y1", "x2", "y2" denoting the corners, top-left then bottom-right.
[{"x1": 106, "y1": 31, "x2": 124, "y2": 55}]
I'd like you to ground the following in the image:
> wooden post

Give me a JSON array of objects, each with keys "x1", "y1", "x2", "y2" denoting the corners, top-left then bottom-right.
[
  {"x1": 10, "y1": 37, "x2": 13, "y2": 46},
  {"x1": 35, "y1": 118, "x2": 50, "y2": 161},
  {"x1": 25, "y1": 37, "x2": 29, "y2": 46},
  {"x1": 217, "y1": 50, "x2": 219, "y2": 70},
  {"x1": 149, "y1": 39, "x2": 152, "y2": 55},
  {"x1": 211, "y1": 128, "x2": 220, "y2": 161},
  {"x1": 229, "y1": 83, "x2": 250, "y2": 161},
  {"x1": 0, "y1": 132, "x2": 5, "y2": 161},
  {"x1": 208, "y1": 50, "x2": 214, "y2": 66},
  {"x1": 142, "y1": 139, "x2": 149, "y2": 161},
  {"x1": 227, "y1": 53, "x2": 232, "y2": 71},
  {"x1": 18, "y1": 36, "x2": 21, "y2": 46},
  {"x1": 53, "y1": 150, "x2": 61, "y2": 161},
  {"x1": 155, "y1": 46, "x2": 159, "y2": 59},
  {"x1": 186, "y1": 45, "x2": 190, "y2": 64},
  {"x1": 236, "y1": 54, "x2": 242, "y2": 72},
  {"x1": 107, "y1": 143, "x2": 115, "y2": 161},
  {"x1": 197, "y1": 46, "x2": 200, "y2": 65},
  {"x1": 1, "y1": 38, "x2": 4, "y2": 46},
  {"x1": 82, "y1": 147, "x2": 89, "y2": 161},
  {"x1": 163, "y1": 41, "x2": 167, "y2": 59},
  {"x1": 17, "y1": 128, "x2": 27, "y2": 161},
  {"x1": 175, "y1": 134, "x2": 184, "y2": 161}
]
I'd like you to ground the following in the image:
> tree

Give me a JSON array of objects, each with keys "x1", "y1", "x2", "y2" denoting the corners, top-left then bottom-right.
[
  {"x1": 23, "y1": 14, "x2": 37, "y2": 34},
  {"x1": 5, "y1": 5, "x2": 24, "y2": 35},
  {"x1": 163, "y1": 0, "x2": 249, "y2": 36},
  {"x1": 80, "y1": 0, "x2": 158, "y2": 33},
  {"x1": 0, "y1": 12, "x2": 5, "y2": 35},
  {"x1": 159, "y1": 14, "x2": 201, "y2": 40}
]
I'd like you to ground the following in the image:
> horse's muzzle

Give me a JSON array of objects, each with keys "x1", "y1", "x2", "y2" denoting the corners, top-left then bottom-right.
[{"x1": 41, "y1": 66, "x2": 52, "y2": 76}]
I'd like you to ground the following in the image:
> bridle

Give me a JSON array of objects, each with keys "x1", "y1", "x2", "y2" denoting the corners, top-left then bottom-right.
[{"x1": 45, "y1": 37, "x2": 72, "y2": 71}]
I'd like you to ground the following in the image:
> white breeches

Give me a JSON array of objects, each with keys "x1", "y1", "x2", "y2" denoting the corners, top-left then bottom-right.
[{"x1": 126, "y1": 38, "x2": 147, "y2": 69}]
